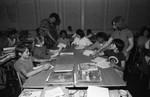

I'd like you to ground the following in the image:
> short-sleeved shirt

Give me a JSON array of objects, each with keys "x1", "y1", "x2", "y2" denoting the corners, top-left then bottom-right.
[
  {"x1": 40, "y1": 19, "x2": 58, "y2": 48},
  {"x1": 14, "y1": 56, "x2": 34, "y2": 83},
  {"x1": 104, "y1": 50, "x2": 126, "y2": 67},
  {"x1": 58, "y1": 38, "x2": 70, "y2": 46},
  {"x1": 72, "y1": 37, "x2": 93, "y2": 47},
  {"x1": 111, "y1": 28, "x2": 133, "y2": 51}
]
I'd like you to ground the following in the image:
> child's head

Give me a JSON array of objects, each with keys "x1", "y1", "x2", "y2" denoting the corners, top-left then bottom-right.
[
  {"x1": 60, "y1": 30, "x2": 67, "y2": 39},
  {"x1": 67, "y1": 26, "x2": 72, "y2": 31},
  {"x1": 96, "y1": 32, "x2": 108, "y2": 43},
  {"x1": 111, "y1": 39, "x2": 125, "y2": 52},
  {"x1": 35, "y1": 35, "x2": 44, "y2": 46},
  {"x1": 76, "y1": 29, "x2": 85, "y2": 38},
  {"x1": 86, "y1": 29, "x2": 92, "y2": 36},
  {"x1": 15, "y1": 44, "x2": 30, "y2": 59}
]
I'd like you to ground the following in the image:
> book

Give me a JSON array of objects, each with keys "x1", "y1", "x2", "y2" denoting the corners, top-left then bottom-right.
[
  {"x1": 54, "y1": 64, "x2": 74, "y2": 72},
  {"x1": 77, "y1": 64, "x2": 102, "y2": 82},
  {"x1": 46, "y1": 72, "x2": 74, "y2": 85},
  {"x1": 79, "y1": 63, "x2": 98, "y2": 71},
  {"x1": 77, "y1": 70, "x2": 101, "y2": 82}
]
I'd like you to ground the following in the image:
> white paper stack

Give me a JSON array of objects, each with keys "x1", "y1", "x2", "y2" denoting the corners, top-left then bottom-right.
[
  {"x1": 83, "y1": 50, "x2": 94, "y2": 56},
  {"x1": 44, "y1": 87, "x2": 64, "y2": 97},
  {"x1": 91, "y1": 57, "x2": 110, "y2": 69},
  {"x1": 87, "y1": 86, "x2": 109, "y2": 97}
]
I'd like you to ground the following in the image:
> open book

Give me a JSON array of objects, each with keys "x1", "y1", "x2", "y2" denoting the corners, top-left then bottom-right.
[{"x1": 46, "y1": 72, "x2": 74, "y2": 85}]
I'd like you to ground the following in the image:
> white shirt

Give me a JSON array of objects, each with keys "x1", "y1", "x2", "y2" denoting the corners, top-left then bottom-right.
[{"x1": 72, "y1": 37, "x2": 92, "y2": 47}]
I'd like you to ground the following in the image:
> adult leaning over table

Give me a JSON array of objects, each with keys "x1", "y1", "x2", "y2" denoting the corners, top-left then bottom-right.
[
  {"x1": 95, "y1": 16, "x2": 134, "y2": 59},
  {"x1": 40, "y1": 12, "x2": 61, "y2": 49}
]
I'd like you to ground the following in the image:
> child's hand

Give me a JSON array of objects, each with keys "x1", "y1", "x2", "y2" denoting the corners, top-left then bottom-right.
[
  {"x1": 43, "y1": 63, "x2": 51, "y2": 70},
  {"x1": 109, "y1": 60, "x2": 116, "y2": 68}
]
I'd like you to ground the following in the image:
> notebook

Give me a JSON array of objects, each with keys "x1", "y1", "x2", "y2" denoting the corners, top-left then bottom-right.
[{"x1": 54, "y1": 64, "x2": 74, "y2": 72}]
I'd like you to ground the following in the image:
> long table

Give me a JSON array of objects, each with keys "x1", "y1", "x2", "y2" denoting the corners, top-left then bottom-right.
[{"x1": 23, "y1": 48, "x2": 126, "y2": 88}]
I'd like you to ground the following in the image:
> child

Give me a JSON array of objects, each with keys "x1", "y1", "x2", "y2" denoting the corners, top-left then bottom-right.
[
  {"x1": 97, "y1": 39, "x2": 126, "y2": 78},
  {"x1": 67, "y1": 26, "x2": 74, "y2": 37},
  {"x1": 86, "y1": 32, "x2": 108, "y2": 50},
  {"x1": 58, "y1": 30, "x2": 70, "y2": 46},
  {"x1": 86, "y1": 29, "x2": 93, "y2": 39},
  {"x1": 33, "y1": 35, "x2": 51, "y2": 59},
  {"x1": 14, "y1": 44, "x2": 52, "y2": 83},
  {"x1": 71, "y1": 29, "x2": 92, "y2": 48}
]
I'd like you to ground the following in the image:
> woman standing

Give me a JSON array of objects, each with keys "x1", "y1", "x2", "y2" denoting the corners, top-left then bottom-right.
[
  {"x1": 40, "y1": 13, "x2": 61, "y2": 48},
  {"x1": 97, "y1": 16, "x2": 134, "y2": 58}
]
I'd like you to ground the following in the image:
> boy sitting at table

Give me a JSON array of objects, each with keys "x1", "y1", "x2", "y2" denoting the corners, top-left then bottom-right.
[
  {"x1": 33, "y1": 35, "x2": 51, "y2": 59},
  {"x1": 58, "y1": 30, "x2": 70, "y2": 46},
  {"x1": 14, "y1": 44, "x2": 52, "y2": 83},
  {"x1": 94, "y1": 39, "x2": 126, "y2": 78}
]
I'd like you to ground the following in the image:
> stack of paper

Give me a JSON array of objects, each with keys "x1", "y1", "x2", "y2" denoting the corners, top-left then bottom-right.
[
  {"x1": 45, "y1": 87, "x2": 64, "y2": 97},
  {"x1": 83, "y1": 50, "x2": 94, "y2": 56},
  {"x1": 87, "y1": 86, "x2": 109, "y2": 97},
  {"x1": 75, "y1": 46, "x2": 85, "y2": 49},
  {"x1": 60, "y1": 52, "x2": 74, "y2": 56},
  {"x1": 57, "y1": 43, "x2": 67, "y2": 48},
  {"x1": 91, "y1": 57, "x2": 110, "y2": 69}
]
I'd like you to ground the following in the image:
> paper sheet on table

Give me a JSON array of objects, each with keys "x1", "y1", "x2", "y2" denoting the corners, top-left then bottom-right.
[
  {"x1": 33, "y1": 65, "x2": 43, "y2": 70},
  {"x1": 91, "y1": 57, "x2": 110, "y2": 69},
  {"x1": 20, "y1": 90, "x2": 41, "y2": 97},
  {"x1": 91, "y1": 57, "x2": 107, "y2": 63},
  {"x1": 45, "y1": 87, "x2": 64, "y2": 97},
  {"x1": 75, "y1": 46, "x2": 85, "y2": 49},
  {"x1": 60, "y1": 52, "x2": 74, "y2": 55},
  {"x1": 83, "y1": 50, "x2": 94, "y2": 56},
  {"x1": 57, "y1": 43, "x2": 66, "y2": 48},
  {"x1": 3, "y1": 47, "x2": 15, "y2": 51},
  {"x1": 87, "y1": 86, "x2": 109, "y2": 97}
]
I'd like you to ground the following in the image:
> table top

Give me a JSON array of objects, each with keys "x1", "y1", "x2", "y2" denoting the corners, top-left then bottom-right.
[{"x1": 23, "y1": 47, "x2": 126, "y2": 89}]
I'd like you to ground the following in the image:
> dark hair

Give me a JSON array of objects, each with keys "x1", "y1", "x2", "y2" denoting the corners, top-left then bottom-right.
[
  {"x1": 19, "y1": 30, "x2": 29, "y2": 41},
  {"x1": 112, "y1": 39, "x2": 125, "y2": 52},
  {"x1": 49, "y1": 13, "x2": 60, "y2": 26},
  {"x1": 76, "y1": 29, "x2": 85, "y2": 38},
  {"x1": 96, "y1": 32, "x2": 108, "y2": 41},
  {"x1": 15, "y1": 44, "x2": 28, "y2": 59},
  {"x1": 7, "y1": 29, "x2": 18, "y2": 37},
  {"x1": 60, "y1": 30, "x2": 67, "y2": 37},
  {"x1": 112, "y1": 16, "x2": 126, "y2": 31},
  {"x1": 86, "y1": 29, "x2": 92, "y2": 36},
  {"x1": 140, "y1": 26, "x2": 150, "y2": 38},
  {"x1": 67, "y1": 26, "x2": 72, "y2": 31}
]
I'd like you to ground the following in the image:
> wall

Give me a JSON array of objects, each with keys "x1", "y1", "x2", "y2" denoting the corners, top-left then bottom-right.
[{"x1": 0, "y1": 0, "x2": 150, "y2": 34}]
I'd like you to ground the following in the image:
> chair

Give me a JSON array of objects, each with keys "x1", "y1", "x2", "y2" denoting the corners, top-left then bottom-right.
[{"x1": 16, "y1": 72, "x2": 23, "y2": 91}]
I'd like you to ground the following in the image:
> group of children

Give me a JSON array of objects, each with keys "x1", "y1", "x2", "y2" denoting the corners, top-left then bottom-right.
[{"x1": 13, "y1": 25, "x2": 127, "y2": 84}]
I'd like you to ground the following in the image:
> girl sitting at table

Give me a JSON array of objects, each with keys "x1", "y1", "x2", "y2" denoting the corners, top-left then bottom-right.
[
  {"x1": 58, "y1": 30, "x2": 70, "y2": 46},
  {"x1": 14, "y1": 44, "x2": 52, "y2": 83},
  {"x1": 71, "y1": 29, "x2": 92, "y2": 49},
  {"x1": 95, "y1": 39, "x2": 126, "y2": 78},
  {"x1": 32, "y1": 35, "x2": 52, "y2": 59}
]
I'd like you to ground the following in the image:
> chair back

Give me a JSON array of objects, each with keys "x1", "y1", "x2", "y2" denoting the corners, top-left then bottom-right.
[{"x1": 16, "y1": 72, "x2": 23, "y2": 91}]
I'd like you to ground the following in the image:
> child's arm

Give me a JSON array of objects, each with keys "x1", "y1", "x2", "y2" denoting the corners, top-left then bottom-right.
[
  {"x1": 32, "y1": 56, "x2": 51, "y2": 63},
  {"x1": 20, "y1": 63, "x2": 51, "y2": 78},
  {"x1": 110, "y1": 60, "x2": 125, "y2": 71}
]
